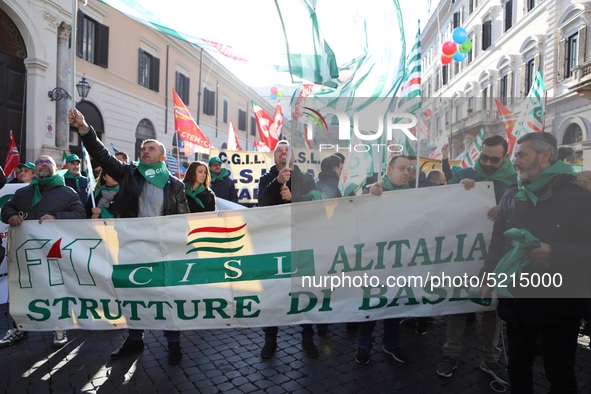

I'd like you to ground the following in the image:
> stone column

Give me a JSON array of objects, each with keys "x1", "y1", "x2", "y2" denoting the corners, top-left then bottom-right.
[{"x1": 56, "y1": 21, "x2": 72, "y2": 149}]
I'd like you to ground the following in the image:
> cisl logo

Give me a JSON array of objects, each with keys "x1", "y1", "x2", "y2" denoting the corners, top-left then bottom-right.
[{"x1": 14, "y1": 238, "x2": 102, "y2": 288}]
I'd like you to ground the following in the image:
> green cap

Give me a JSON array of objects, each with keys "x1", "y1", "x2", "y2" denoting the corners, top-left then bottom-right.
[
  {"x1": 17, "y1": 162, "x2": 35, "y2": 171},
  {"x1": 209, "y1": 157, "x2": 223, "y2": 165},
  {"x1": 66, "y1": 154, "x2": 81, "y2": 163}
]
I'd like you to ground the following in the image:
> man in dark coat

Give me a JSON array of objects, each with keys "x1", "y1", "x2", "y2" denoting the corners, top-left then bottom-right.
[
  {"x1": 0, "y1": 155, "x2": 85, "y2": 349},
  {"x1": 68, "y1": 108, "x2": 190, "y2": 365},
  {"x1": 315, "y1": 154, "x2": 343, "y2": 200},
  {"x1": 64, "y1": 154, "x2": 90, "y2": 205},
  {"x1": 257, "y1": 140, "x2": 320, "y2": 359},
  {"x1": 481, "y1": 132, "x2": 591, "y2": 393},
  {"x1": 209, "y1": 156, "x2": 238, "y2": 202}
]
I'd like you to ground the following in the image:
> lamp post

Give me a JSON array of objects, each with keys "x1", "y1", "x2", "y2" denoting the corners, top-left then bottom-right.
[{"x1": 76, "y1": 75, "x2": 91, "y2": 101}]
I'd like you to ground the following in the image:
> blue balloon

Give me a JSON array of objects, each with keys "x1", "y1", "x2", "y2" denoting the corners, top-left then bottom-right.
[
  {"x1": 452, "y1": 27, "x2": 468, "y2": 44},
  {"x1": 270, "y1": 93, "x2": 277, "y2": 100},
  {"x1": 453, "y1": 51, "x2": 467, "y2": 62}
]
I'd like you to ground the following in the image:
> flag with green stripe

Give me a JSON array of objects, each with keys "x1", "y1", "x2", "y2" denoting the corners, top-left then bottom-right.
[{"x1": 460, "y1": 128, "x2": 485, "y2": 168}]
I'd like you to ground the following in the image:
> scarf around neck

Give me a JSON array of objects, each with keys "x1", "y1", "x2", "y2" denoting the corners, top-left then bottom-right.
[
  {"x1": 381, "y1": 175, "x2": 410, "y2": 192},
  {"x1": 63, "y1": 171, "x2": 82, "y2": 192},
  {"x1": 185, "y1": 183, "x2": 206, "y2": 209},
  {"x1": 137, "y1": 162, "x2": 169, "y2": 189},
  {"x1": 473, "y1": 158, "x2": 516, "y2": 186},
  {"x1": 210, "y1": 168, "x2": 229, "y2": 183},
  {"x1": 30, "y1": 174, "x2": 66, "y2": 208},
  {"x1": 515, "y1": 160, "x2": 575, "y2": 206}
]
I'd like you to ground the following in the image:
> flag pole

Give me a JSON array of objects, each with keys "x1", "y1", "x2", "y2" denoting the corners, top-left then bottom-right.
[
  {"x1": 71, "y1": 0, "x2": 78, "y2": 104},
  {"x1": 414, "y1": 20, "x2": 421, "y2": 189}
]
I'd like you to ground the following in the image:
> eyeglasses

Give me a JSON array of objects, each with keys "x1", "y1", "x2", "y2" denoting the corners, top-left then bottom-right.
[
  {"x1": 35, "y1": 159, "x2": 54, "y2": 166},
  {"x1": 479, "y1": 154, "x2": 503, "y2": 164}
]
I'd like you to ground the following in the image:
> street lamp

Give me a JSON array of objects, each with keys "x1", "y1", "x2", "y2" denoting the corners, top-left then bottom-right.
[{"x1": 76, "y1": 75, "x2": 91, "y2": 101}]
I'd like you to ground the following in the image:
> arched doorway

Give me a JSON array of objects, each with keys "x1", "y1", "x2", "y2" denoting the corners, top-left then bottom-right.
[
  {"x1": 135, "y1": 119, "x2": 156, "y2": 161},
  {"x1": 0, "y1": 8, "x2": 27, "y2": 162}
]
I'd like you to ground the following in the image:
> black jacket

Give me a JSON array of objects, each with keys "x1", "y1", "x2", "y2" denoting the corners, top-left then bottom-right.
[
  {"x1": 65, "y1": 175, "x2": 90, "y2": 205},
  {"x1": 258, "y1": 165, "x2": 318, "y2": 206},
  {"x1": 1, "y1": 183, "x2": 86, "y2": 222},
  {"x1": 80, "y1": 127, "x2": 189, "y2": 218},
  {"x1": 85, "y1": 189, "x2": 124, "y2": 218},
  {"x1": 316, "y1": 171, "x2": 342, "y2": 200},
  {"x1": 211, "y1": 174, "x2": 238, "y2": 202},
  {"x1": 483, "y1": 174, "x2": 591, "y2": 324},
  {"x1": 186, "y1": 188, "x2": 216, "y2": 213}
]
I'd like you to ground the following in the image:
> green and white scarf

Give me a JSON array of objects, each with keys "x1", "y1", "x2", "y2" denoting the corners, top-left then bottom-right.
[{"x1": 137, "y1": 162, "x2": 169, "y2": 189}]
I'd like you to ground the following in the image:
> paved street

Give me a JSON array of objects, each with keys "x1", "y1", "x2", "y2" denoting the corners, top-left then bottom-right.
[{"x1": 1, "y1": 303, "x2": 591, "y2": 393}]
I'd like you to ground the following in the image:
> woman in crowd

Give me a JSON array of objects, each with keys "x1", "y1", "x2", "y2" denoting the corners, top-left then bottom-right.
[
  {"x1": 87, "y1": 169, "x2": 122, "y2": 219},
  {"x1": 184, "y1": 161, "x2": 216, "y2": 213}
]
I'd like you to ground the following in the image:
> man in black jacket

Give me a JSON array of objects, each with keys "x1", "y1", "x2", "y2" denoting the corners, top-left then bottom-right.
[
  {"x1": 209, "y1": 156, "x2": 238, "y2": 202},
  {"x1": 257, "y1": 140, "x2": 320, "y2": 359},
  {"x1": 64, "y1": 154, "x2": 90, "y2": 205},
  {"x1": 68, "y1": 108, "x2": 190, "y2": 365},
  {"x1": 481, "y1": 132, "x2": 591, "y2": 393},
  {"x1": 0, "y1": 155, "x2": 85, "y2": 348}
]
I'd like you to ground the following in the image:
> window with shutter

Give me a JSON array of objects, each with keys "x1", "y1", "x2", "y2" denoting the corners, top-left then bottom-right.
[
  {"x1": 77, "y1": 11, "x2": 109, "y2": 68},
  {"x1": 238, "y1": 109, "x2": 246, "y2": 131},
  {"x1": 175, "y1": 72, "x2": 190, "y2": 104},
  {"x1": 504, "y1": 1, "x2": 513, "y2": 32},
  {"x1": 482, "y1": 21, "x2": 492, "y2": 50}
]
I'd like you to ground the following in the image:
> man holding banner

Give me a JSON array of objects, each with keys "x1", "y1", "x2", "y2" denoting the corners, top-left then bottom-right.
[
  {"x1": 0, "y1": 155, "x2": 85, "y2": 348},
  {"x1": 257, "y1": 140, "x2": 320, "y2": 359},
  {"x1": 437, "y1": 135, "x2": 515, "y2": 383},
  {"x1": 68, "y1": 108, "x2": 190, "y2": 365}
]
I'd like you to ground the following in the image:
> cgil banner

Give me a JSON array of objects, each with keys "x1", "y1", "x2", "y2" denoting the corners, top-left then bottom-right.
[
  {"x1": 210, "y1": 148, "x2": 333, "y2": 203},
  {"x1": 7, "y1": 183, "x2": 496, "y2": 331}
]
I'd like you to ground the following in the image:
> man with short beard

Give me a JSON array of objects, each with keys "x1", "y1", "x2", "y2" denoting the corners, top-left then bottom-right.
[
  {"x1": 437, "y1": 135, "x2": 516, "y2": 384},
  {"x1": 0, "y1": 155, "x2": 85, "y2": 349}
]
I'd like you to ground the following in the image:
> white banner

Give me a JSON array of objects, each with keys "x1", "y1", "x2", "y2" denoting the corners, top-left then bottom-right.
[
  {"x1": 7, "y1": 183, "x2": 496, "y2": 331},
  {"x1": 0, "y1": 183, "x2": 27, "y2": 303},
  {"x1": 211, "y1": 148, "x2": 333, "y2": 203}
]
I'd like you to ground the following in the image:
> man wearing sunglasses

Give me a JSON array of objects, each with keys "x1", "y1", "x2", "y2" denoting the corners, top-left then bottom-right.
[
  {"x1": 437, "y1": 135, "x2": 516, "y2": 384},
  {"x1": 0, "y1": 155, "x2": 86, "y2": 349}
]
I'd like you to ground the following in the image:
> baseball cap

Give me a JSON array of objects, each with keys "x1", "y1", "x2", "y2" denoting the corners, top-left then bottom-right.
[
  {"x1": 66, "y1": 154, "x2": 81, "y2": 163},
  {"x1": 209, "y1": 157, "x2": 223, "y2": 165},
  {"x1": 17, "y1": 162, "x2": 35, "y2": 171}
]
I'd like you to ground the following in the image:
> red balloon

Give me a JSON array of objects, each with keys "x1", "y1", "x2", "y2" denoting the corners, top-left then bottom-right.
[
  {"x1": 270, "y1": 86, "x2": 278, "y2": 95},
  {"x1": 423, "y1": 108, "x2": 432, "y2": 117},
  {"x1": 442, "y1": 41, "x2": 457, "y2": 56},
  {"x1": 441, "y1": 54, "x2": 452, "y2": 65}
]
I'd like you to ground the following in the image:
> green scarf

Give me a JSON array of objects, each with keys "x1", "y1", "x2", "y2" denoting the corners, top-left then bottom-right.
[
  {"x1": 210, "y1": 168, "x2": 230, "y2": 183},
  {"x1": 493, "y1": 228, "x2": 540, "y2": 297},
  {"x1": 473, "y1": 158, "x2": 516, "y2": 186},
  {"x1": 137, "y1": 162, "x2": 170, "y2": 189},
  {"x1": 515, "y1": 160, "x2": 575, "y2": 206},
  {"x1": 185, "y1": 183, "x2": 206, "y2": 209},
  {"x1": 381, "y1": 175, "x2": 410, "y2": 192},
  {"x1": 30, "y1": 174, "x2": 66, "y2": 208},
  {"x1": 93, "y1": 184, "x2": 120, "y2": 199},
  {"x1": 63, "y1": 171, "x2": 81, "y2": 192}
]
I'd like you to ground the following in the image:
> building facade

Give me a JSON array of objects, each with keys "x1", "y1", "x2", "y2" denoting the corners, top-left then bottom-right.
[
  {"x1": 421, "y1": 0, "x2": 590, "y2": 168},
  {"x1": 0, "y1": 0, "x2": 283, "y2": 167}
]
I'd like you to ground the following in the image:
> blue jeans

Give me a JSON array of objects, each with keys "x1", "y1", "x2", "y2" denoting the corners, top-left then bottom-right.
[
  {"x1": 358, "y1": 318, "x2": 401, "y2": 350},
  {"x1": 128, "y1": 329, "x2": 180, "y2": 343}
]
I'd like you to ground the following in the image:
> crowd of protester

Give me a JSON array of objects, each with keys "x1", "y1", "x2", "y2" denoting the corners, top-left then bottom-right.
[{"x1": 0, "y1": 109, "x2": 590, "y2": 393}]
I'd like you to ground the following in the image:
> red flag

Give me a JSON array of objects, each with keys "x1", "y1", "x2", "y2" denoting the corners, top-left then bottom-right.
[
  {"x1": 273, "y1": 103, "x2": 283, "y2": 141},
  {"x1": 252, "y1": 101, "x2": 279, "y2": 151},
  {"x1": 227, "y1": 121, "x2": 242, "y2": 151},
  {"x1": 494, "y1": 99, "x2": 517, "y2": 155},
  {"x1": 173, "y1": 89, "x2": 212, "y2": 149},
  {"x1": 4, "y1": 131, "x2": 20, "y2": 182}
]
